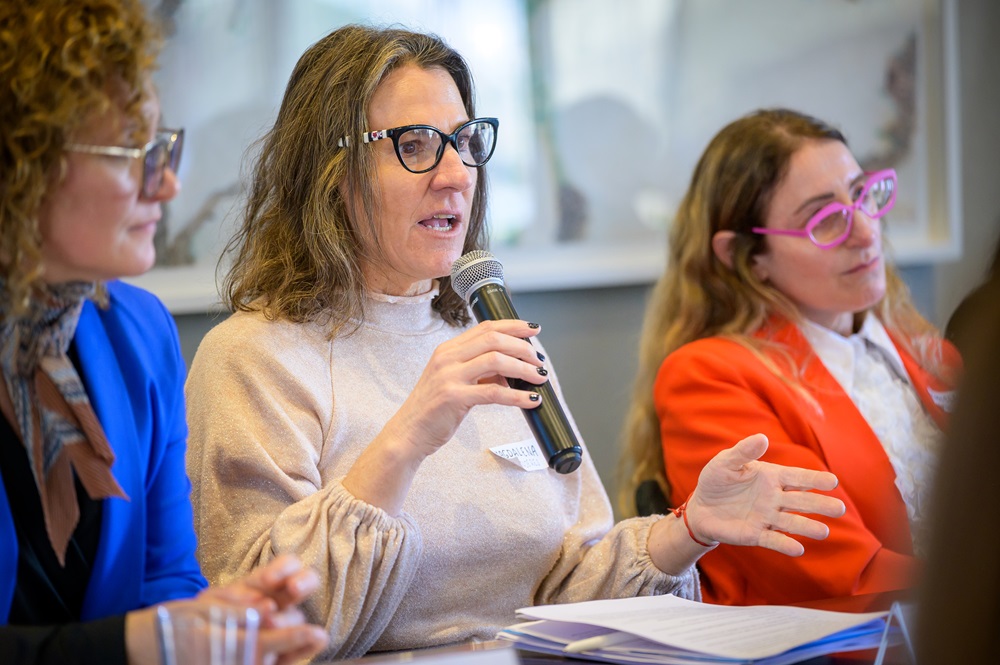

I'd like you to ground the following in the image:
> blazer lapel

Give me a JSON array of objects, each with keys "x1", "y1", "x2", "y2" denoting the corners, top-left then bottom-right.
[
  {"x1": 73, "y1": 302, "x2": 144, "y2": 617},
  {"x1": 762, "y1": 321, "x2": 913, "y2": 552}
]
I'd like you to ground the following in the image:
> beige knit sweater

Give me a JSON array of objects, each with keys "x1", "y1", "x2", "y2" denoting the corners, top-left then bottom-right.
[{"x1": 184, "y1": 286, "x2": 698, "y2": 660}]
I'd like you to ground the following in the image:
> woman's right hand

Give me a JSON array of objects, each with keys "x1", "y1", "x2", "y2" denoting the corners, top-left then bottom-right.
[
  {"x1": 343, "y1": 319, "x2": 547, "y2": 514},
  {"x1": 390, "y1": 319, "x2": 547, "y2": 456}
]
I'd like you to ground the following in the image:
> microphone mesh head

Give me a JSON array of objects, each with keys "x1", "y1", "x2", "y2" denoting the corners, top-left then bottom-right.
[{"x1": 450, "y1": 250, "x2": 505, "y2": 302}]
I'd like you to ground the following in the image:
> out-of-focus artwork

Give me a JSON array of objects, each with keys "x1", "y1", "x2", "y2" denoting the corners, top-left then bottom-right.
[{"x1": 128, "y1": 0, "x2": 959, "y2": 312}]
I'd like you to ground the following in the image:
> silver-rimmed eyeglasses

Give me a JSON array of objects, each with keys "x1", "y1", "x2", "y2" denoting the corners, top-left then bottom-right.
[
  {"x1": 65, "y1": 128, "x2": 184, "y2": 198},
  {"x1": 337, "y1": 117, "x2": 498, "y2": 174},
  {"x1": 751, "y1": 169, "x2": 897, "y2": 249}
]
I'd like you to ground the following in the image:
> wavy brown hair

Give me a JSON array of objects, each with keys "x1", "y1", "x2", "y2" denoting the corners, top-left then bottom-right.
[
  {"x1": 221, "y1": 25, "x2": 489, "y2": 334},
  {"x1": 618, "y1": 108, "x2": 949, "y2": 516},
  {"x1": 0, "y1": 0, "x2": 161, "y2": 314}
]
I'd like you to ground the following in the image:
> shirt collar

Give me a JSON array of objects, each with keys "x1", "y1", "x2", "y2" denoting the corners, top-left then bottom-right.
[{"x1": 797, "y1": 313, "x2": 907, "y2": 394}]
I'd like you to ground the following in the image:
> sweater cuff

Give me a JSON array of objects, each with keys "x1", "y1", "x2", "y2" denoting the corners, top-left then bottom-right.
[
  {"x1": 329, "y1": 478, "x2": 421, "y2": 533},
  {"x1": 631, "y1": 515, "x2": 702, "y2": 601}
]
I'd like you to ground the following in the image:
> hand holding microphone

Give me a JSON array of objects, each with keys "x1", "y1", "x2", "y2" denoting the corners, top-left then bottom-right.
[{"x1": 451, "y1": 250, "x2": 583, "y2": 474}]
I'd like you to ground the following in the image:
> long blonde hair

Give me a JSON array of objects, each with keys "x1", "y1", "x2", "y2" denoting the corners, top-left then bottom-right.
[
  {"x1": 618, "y1": 108, "x2": 948, "y2": 516},
  {"x1": 0, "y1": 0, "x2": 161, "y2": 314},
  {"x1": 221, "y1": 25, "x2": 489, "y2": 335}
]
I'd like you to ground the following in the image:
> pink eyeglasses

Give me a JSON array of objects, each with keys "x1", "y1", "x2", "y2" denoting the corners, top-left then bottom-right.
[{"x1": 752, "y1": 169, "x2": 897, "y2": 249}]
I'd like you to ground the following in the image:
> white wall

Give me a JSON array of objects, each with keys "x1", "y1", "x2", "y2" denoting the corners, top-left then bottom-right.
[
  {"x1": 173, "y1": 0, "x2": 1000, "y2": 508},
  {"x1": 935, "y1": 0, "x2": 1000, "y2": 322}
]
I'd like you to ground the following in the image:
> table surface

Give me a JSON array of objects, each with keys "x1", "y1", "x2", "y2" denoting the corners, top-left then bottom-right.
[{"x1": 332, "y1": 591, "x2": 914, "y2": 665}]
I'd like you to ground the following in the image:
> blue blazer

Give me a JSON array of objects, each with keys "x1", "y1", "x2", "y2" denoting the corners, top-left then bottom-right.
[{"x1": 0, "y1": 281, "x2": 207, "y2": 623}]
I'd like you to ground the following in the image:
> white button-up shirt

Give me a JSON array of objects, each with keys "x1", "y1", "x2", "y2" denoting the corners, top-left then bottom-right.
[{"x1": 798, "y1": 314, "x2": 941, "y2": 555}]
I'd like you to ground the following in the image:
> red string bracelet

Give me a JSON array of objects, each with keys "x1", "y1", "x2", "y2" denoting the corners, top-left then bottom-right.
[{"x1": 672, "y1": 494, "x2": 718, "y2": 548}]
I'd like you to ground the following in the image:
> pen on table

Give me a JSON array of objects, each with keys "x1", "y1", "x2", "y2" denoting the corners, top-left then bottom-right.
[{"x1": 563, "y1": 630, "x2": 634, "y2": 654}]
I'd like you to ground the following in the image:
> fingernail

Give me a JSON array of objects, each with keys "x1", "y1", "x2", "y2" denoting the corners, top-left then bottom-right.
[
  {"x1": 536, "y1": 367, "x2": 548, "y2": 376},
  {"x1": 527, "y1": 322, "x2": 540, "y2": 329},
  {"x1": 529, "y1": 392, "x2": 540, "y2": 401},
  {"x1": 536, "y1": 351, "x2": 546, "y2": 362}
]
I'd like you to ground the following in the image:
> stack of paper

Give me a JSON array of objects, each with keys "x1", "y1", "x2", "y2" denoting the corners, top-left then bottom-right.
[{"x1": 497, "y1": 594, "x2": 901, "y2": 664}]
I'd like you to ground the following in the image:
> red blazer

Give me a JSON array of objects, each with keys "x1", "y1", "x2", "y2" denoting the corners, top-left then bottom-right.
[{"x1": 654, "y1": 319, "x2": 959, "y2": 606}]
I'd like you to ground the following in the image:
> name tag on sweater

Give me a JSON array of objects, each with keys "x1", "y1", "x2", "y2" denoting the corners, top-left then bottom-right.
[{"x1": 490, "y1": 439, "x2": 548, "y2": 471}]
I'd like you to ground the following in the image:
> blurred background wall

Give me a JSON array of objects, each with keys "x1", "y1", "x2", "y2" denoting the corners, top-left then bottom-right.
[{"x1": 168, "y1": 0, "x2": 999, "y2": 510}]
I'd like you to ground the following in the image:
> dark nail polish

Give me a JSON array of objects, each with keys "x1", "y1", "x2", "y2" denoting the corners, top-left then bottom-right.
[
  {"x1": 536, "y1": 351, "x2": 546, "y2": 362},
  {"x1": 527, "y1": 322, "x2": 540, "y2": 329},
  {"x1": 528, "y1": 392, "x2": 540, "y2": 402},
  {"x1": 536, "y1": 367, "x2": 548, "y2": 376}
]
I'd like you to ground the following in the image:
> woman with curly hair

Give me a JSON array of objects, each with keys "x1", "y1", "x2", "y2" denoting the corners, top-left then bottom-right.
[
  {"x1": 620, "y1": 108, "x2": 961, "y2": 606},
  {"x1": 0, "y1": 1, "x2": 326, "y2": 662}
]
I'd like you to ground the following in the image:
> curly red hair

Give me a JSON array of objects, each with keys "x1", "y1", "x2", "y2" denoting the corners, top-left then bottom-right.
[{"x1": 0, "y1": 0, "x2": 161, "y2": 313}]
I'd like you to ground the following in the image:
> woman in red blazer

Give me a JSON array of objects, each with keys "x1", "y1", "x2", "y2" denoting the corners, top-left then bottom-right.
[{"x1": 620, "y1": 108, "x2": 960, "y2": 606}]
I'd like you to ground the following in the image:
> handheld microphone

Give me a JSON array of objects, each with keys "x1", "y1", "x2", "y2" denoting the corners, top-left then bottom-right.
[{"x1": 450, "y1": 250, "x2": 583, "y2": 474}]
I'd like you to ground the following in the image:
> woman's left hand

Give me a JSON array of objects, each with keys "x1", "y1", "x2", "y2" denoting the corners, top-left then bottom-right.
[{"x1": 685, "y1": 433, "x2": 846, "y2": 556}]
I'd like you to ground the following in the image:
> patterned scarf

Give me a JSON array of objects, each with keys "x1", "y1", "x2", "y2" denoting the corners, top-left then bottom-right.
[{"x1": 0, "y1": 281, "x2": 128, "y2": 566}]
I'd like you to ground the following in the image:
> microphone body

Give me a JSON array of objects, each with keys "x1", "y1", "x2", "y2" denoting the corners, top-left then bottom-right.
[{"x1": 451, "y1": 252, "x2": 583, "y2": 474}]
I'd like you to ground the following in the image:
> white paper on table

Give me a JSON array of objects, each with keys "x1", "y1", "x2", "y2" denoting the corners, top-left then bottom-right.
[
  {"x1": 500, "y1": 620, "x2": 711, "y2": 664},
  {"x1": 500, "y1": 619, "x2": 890, "y2": 665},
  {"x1": 516, "y1": 594, "x2": 888, "y2": 660}
]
